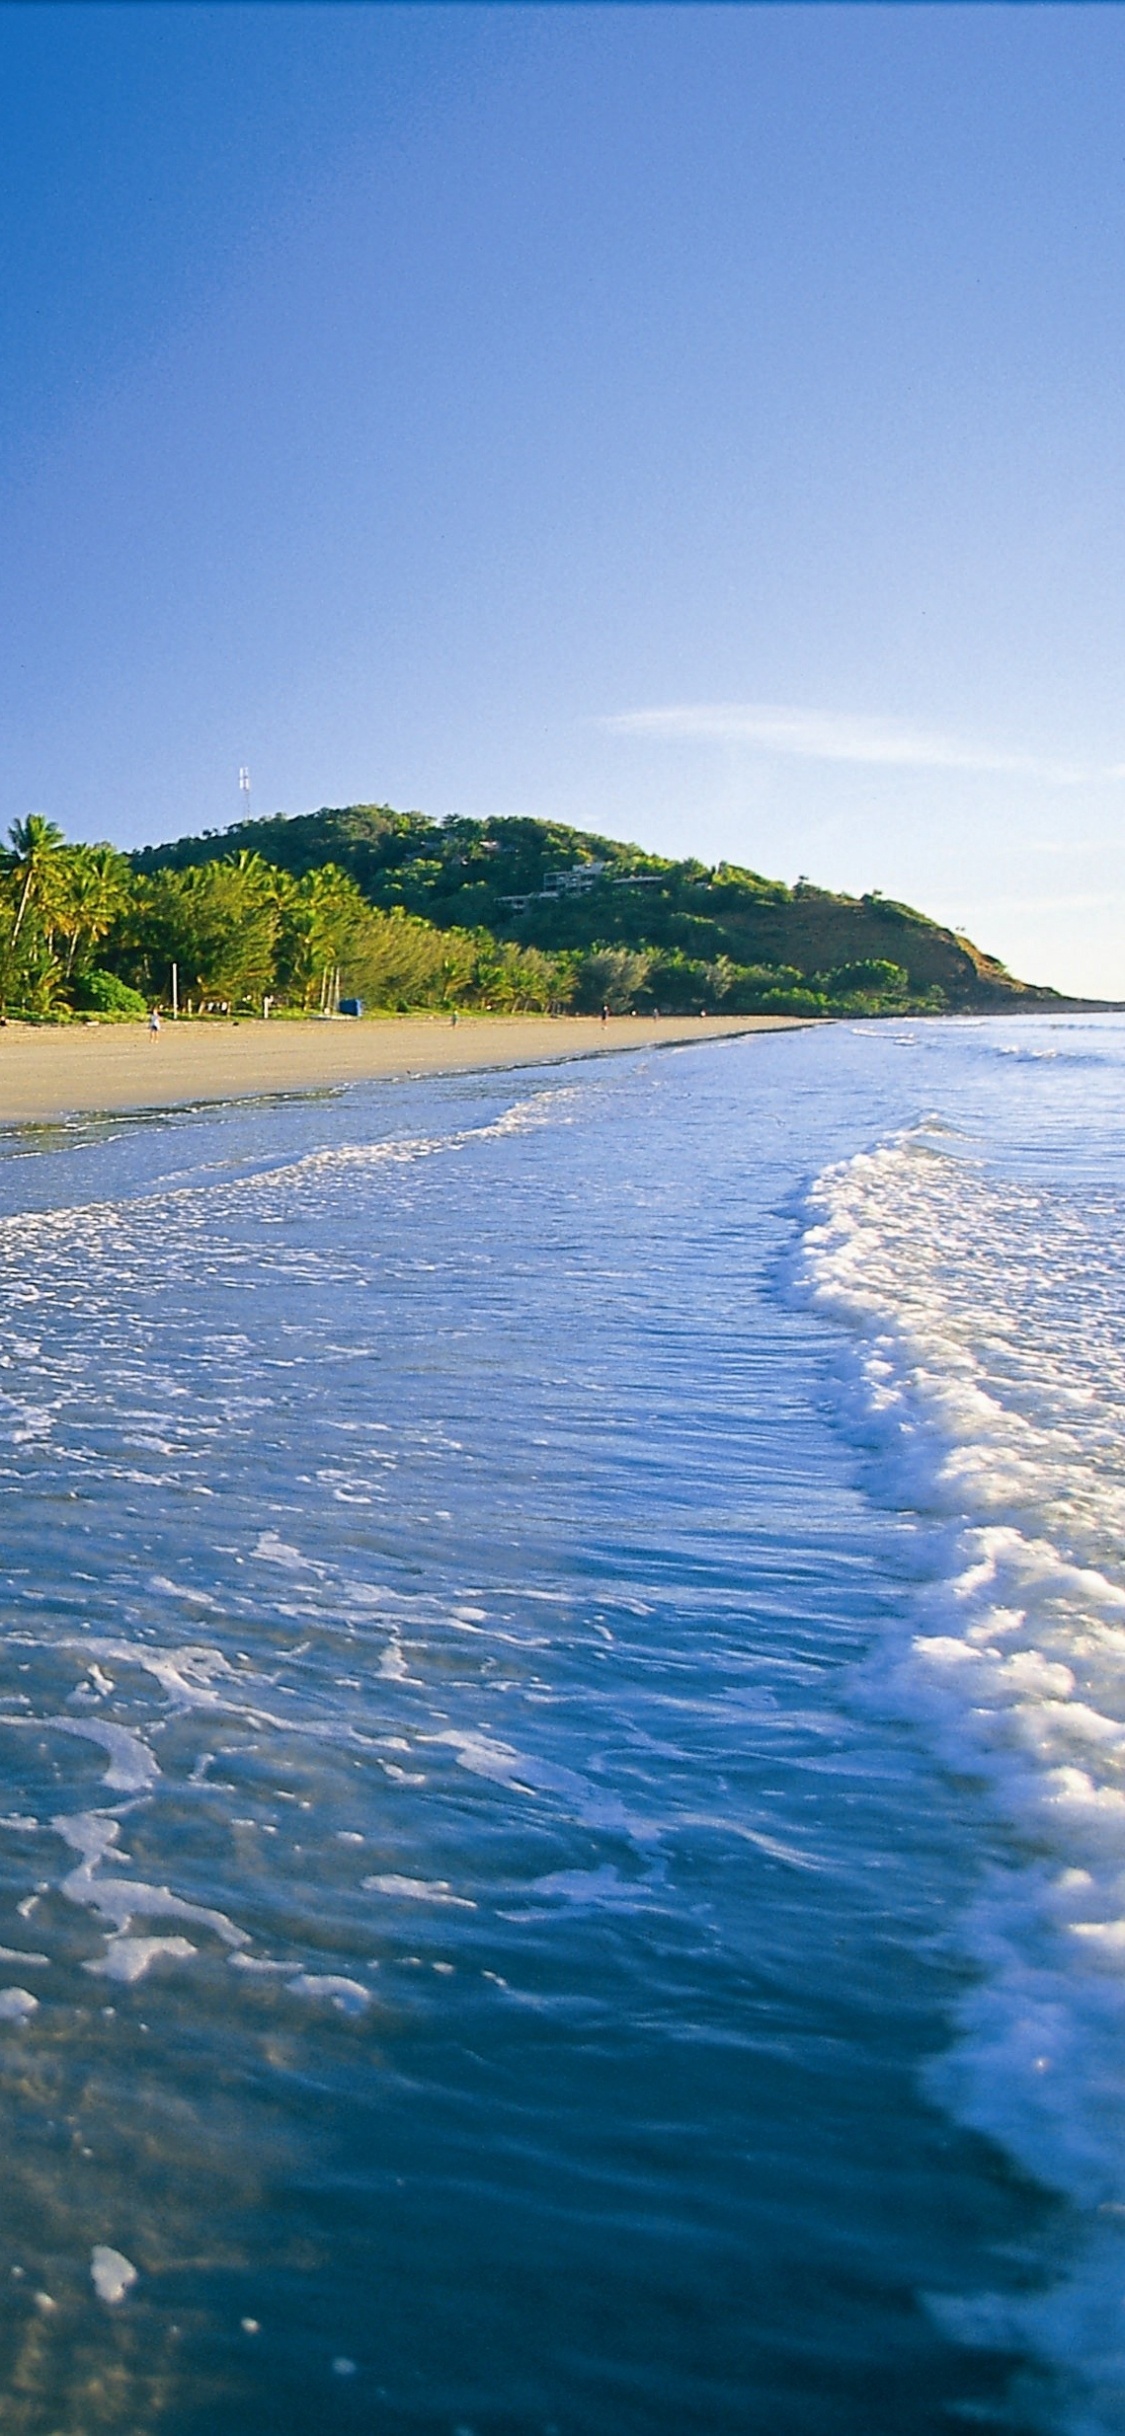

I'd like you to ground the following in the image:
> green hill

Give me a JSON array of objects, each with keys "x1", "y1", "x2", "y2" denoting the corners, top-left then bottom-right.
[{"x1": 133, "y1": 803, "x2": 1069, "y2": 1016}]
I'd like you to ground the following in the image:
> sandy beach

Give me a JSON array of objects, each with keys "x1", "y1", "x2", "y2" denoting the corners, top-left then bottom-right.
[{"x1": 0, "y1": 1012, "x2": 804, "y2": 1124}]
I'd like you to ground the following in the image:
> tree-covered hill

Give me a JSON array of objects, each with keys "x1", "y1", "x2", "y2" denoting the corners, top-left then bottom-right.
[
  {"x1": 134, "y1": 803, "x2": 1070, "y2": 1015},
  {"x1": 0, "y1": 801, "x2": 1087, "y2": 1020}
]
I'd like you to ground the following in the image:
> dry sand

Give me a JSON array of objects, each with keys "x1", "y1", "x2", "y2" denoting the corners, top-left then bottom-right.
[{"x1": 0, "y1": 1013, "x2": 806, "y2": 1125}]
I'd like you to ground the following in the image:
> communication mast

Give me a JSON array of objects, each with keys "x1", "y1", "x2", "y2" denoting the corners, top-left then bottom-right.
[{"x1": 239, "y1": 766, "x2": 251, "y2": 820}]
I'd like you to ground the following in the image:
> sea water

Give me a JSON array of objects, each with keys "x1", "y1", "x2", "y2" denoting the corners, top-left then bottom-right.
[{"x1": 0, "y1": 1018, "x2": 1119, "y2": 2433}]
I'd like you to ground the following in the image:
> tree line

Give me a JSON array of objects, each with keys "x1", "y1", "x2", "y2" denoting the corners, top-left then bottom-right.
[
  {"x1": 0, "y1": 817, "x2": 919, "y2": 1020},
  {"x1": 0, "y1": 819, "x2": 568, "y2": 1018}
]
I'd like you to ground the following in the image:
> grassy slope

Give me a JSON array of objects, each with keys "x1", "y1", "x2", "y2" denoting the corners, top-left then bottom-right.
[{"x1": 134, "y1": 804, "x2": 1067, "y2": 1009}]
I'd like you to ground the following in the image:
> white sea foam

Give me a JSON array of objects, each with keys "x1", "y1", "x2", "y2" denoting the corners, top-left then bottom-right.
[
  {"x1": 52, "y1": 1717, "x2": 161, "y2": 1792},
  {"x1": 0, "y1": 1092, "x2": 571, "y2": 1349},
  {"x1": 90, "y1": 2246, "x2": 137, "y2": 2305},
  {"x1": 428, "y1": 1727, "x2": 648, "y2": 1838},
  {"x1": 799, "y1": 1126, "x2": 1125, "y2": 2428},
  {"x1": 253, "y1": 1086, "x2": 566, "y2": 1188},
  {"x1": 0, "y1": 1713, "x2": 160, "y2": 1793},
  {"x1": 89, "y1": 1936, "x2": 198, "y2": 1984},
  {"x1": 363, "y1": 1874, "x2": 475, "y2": 1906},
  {"x1": 69, "y1": 1637, "x2": 247, "y2": 1713},
  {"x1": 55, "y1": 1811, "x2": 249, "y2": 1960},
  {"x1": 0, "y1": 1988, "x2": 38, "y2": 2022},
  {"x1": 285, "y1": 1973, "x2": 370, "y2": 2016}
]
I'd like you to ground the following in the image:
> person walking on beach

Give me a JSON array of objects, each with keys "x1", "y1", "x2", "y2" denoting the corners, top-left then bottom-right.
[{"x1": 148, "y1": 1007, "x2": 161, "y2": 1040}]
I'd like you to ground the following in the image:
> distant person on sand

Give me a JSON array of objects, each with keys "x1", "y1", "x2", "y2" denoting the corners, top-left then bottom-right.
[
  {"x1": 601, "y1": 1004, "x2": 608, "y2": 1024},
  {"x1": 148, "y1": 1008, "x2": 161, "y2": 1039}
]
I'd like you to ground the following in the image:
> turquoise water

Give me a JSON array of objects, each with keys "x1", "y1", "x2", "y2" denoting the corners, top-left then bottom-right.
[{"x1": 0, "y1": 1019, "x2": 1119, "y2": 2432}]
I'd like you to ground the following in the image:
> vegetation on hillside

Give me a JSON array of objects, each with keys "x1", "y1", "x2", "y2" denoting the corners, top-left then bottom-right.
[
  {"x1": 0, "y1": 802, "x2": 1065, "y2": 1020},
  {"x1": 131, "y1": 802, "x2": 1066, "y2": 1017}
]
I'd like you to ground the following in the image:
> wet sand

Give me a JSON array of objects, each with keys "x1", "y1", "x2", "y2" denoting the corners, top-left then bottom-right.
[{"x1": 0, "y1": 1013, "x2": 805, "y2": 1123}]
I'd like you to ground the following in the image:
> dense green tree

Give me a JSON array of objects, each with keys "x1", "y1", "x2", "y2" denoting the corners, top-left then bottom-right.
[
  {"x1": 56, "y1": 844, "x2": 132, "y2": 979},
  {"x1": 6, "y1": 815, "x2": 69, "y2": 947},
  {"x1": 350, "y1": 906, "x2": 473, "y2": 1009},
  {"x1": 468, "y1": 938, "x2": 567, "y2": 1012},
  {"x1": 574, "y1": 948, "x2": 650, "y2": 1014},
  {"x1": 275, "y1": 866, "x2": 401, "y2": 1009},
  {"x1": 131, "y1": 856, "x2": 280, "y2": 1006}
]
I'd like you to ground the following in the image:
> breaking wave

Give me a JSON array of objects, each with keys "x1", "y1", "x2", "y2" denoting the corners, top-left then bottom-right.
[{"x1": 798, "y1": 1125, "x2": 1125, "y2": 2431}]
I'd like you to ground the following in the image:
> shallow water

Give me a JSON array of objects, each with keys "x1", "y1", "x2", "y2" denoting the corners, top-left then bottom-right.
[{"x1": 0, "y1": 1018, "x2": 1119, "y2": 2432}]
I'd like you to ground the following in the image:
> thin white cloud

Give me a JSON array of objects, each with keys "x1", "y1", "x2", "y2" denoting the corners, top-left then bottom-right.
[{"x1": 602, "y1": 702, "x2": 1102, "y2": 784}]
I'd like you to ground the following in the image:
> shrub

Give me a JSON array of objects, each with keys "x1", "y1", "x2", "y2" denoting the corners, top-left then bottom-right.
[
  {"x1": 74, "y1": 968, "x2": 149, "y2": 1017},
  {"x1": 818, "y1": 959, "x2": 908, "y2": 1000}
]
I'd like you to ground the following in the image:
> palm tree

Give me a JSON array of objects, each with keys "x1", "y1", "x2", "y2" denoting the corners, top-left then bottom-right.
[
  {"x1": 7, "y1": 815, "x2": 68, "y2": 947},
  {"x1": 57, "y1": 844, "x2": 131, "y2": 978},
  {"x1": 278, "y1": 864, "x2": 368, "y2": 1009}
]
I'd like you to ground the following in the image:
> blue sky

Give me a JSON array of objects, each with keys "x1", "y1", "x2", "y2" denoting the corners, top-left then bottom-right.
[{"x1": 2, "y1": 5, "x2": 1124, "y2": 995}]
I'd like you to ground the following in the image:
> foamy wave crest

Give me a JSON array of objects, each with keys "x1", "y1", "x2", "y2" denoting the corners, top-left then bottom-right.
[
  {"x1": 0, "y1": 1086, "x2": 574, "y2": 1275},
  {"x1": 798, "y1": 1129, "x2": 1125, "y2": 2430},
  {"x1": 251, "y1": 1084, "x2": 570, "y2": 1188}
]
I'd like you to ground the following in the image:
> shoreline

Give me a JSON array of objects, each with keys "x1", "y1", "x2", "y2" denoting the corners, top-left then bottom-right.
[{"x1": 0, "y1": 1012, "x2": 805, "y2": 1124}]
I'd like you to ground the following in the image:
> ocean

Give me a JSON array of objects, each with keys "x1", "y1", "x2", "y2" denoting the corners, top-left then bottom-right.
[{"x1": 0, "y1": 1014, "x2": 1120, "y2": 2434}]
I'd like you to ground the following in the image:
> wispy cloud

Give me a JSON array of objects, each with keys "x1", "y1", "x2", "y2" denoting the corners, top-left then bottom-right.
[{"x1": 601, "y1": 702, "x2": 1103, "y2": 784}]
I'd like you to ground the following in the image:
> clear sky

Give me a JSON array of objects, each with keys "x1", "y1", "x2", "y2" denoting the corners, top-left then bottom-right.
[{"x1": 2, "y1": 4, "x2": 1124, "y2": 996}]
